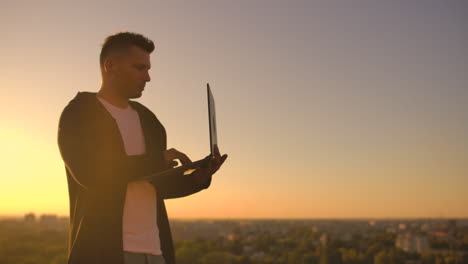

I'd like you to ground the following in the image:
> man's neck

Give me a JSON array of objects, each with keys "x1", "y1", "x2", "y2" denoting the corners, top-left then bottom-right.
[{"x1": 97, "y1": 84, "x2": 129, "y2": 109}]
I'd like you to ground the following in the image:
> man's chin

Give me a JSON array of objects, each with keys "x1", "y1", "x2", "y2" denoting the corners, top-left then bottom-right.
[{"x1": 128, "y1": 91, "x2": 143, "y2": 99}]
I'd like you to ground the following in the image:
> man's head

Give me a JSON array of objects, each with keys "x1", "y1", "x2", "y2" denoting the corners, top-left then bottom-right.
[{"x1": 100, "y1": 32, "x2": 155, "y2": 99}]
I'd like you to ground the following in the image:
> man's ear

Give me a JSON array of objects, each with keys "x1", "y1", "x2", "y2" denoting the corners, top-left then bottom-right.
[{"x1": 104, "y1": 58, "x2": 113, "y2": 73}]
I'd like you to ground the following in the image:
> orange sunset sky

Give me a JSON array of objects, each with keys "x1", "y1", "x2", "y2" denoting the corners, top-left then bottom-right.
[{"x1": 1, "y1": 0, "x2": 467, "y2": 219}]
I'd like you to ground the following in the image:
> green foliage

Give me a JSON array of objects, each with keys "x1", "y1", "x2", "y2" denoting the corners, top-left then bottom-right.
[
  {"x1": 0, "y1": 220, "x2": 68, "y2": 264},
  {"x1": 373, "y1": 249, "x2": 404, "y2": 264},
  {"x1": 2, "y1": 219, "x2": 468, "y2": 264},
  {"x1": 200, "y1": 251, "x2": 237, "y2": 264}
]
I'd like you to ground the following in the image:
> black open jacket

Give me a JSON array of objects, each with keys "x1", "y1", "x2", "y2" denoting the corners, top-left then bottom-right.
[{"x1": 57, "y1": 92, "x2": 211, "y2": 264}]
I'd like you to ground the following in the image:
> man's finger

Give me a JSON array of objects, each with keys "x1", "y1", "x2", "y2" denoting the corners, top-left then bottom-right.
[
  {"x1": 212, "y1": 154, "x2": 228, "y2": 174},
  {"x1": 177, "y1": 152, "x2": 192, "y2": 165},
  {"x1": 219, "y1": 154, "x2": 227, "y2": 166}
]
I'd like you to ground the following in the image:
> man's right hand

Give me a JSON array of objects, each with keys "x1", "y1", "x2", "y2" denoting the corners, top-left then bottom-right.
[{"x1": 162, "y1": 148, "x2": 192, "y2": 168}]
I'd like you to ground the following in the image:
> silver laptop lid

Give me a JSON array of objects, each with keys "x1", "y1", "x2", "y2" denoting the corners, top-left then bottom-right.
[{"x1": 207, "y1": 83, "x2": 217, "y2": 156}]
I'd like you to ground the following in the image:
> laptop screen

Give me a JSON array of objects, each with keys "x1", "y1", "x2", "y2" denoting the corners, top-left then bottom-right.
[{"x1": 207, "y1": 83, "x2": 217, "y2": 156}]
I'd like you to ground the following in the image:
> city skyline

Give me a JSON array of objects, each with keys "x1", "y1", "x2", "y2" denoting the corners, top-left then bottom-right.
[
  {"x1": 1, "y1": 0, "x2": 467, "y2": 219},
  {"x1": 2, "y1": 213, "x2": 468, "y2": 221}
]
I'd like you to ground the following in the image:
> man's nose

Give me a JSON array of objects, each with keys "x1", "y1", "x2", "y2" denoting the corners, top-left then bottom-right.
[{"x1": 144, "y1": 71, "x2": 151, "y2": 82}]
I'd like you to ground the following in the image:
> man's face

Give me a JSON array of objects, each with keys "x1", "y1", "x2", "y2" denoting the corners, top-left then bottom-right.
[{"x1": 112, "y1": 45, "x2": 151, "y2": 99}]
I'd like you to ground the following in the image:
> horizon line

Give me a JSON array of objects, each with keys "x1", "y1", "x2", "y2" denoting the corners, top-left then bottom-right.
[{"x1": 1, "y1": 214, "x2": 467, "y2": 221}]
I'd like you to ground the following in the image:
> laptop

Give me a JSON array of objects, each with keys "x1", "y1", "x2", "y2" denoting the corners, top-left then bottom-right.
[{"x1": 140, "y1": 83, "x2": 218, "y2": 180}]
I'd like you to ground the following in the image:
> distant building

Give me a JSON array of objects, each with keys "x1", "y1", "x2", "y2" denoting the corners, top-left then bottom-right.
[
  {"x1": 338, "y1": 232, "x2": 352, "y2": 242},
  {"x1": 457, "y1": 220, "x2": 468, "y2": 227},
  {"x1": 225, "y1": 233, "x2": 239, "y2": 241},
  {"x1": 431, "y1": 230, "x2": 450, "y2": 240},
  {"x1": 251, "y1": 251, "x2": 265, "y2": 261},
  {"x1": 421, "y1": 223, "x2": 430, "y2": 232},
  {"x1": 396, "y1": 233, "x2": 429, "y2": 253},
  {"x1": 39, "y1": 214, "x2": 60, "y2": 230},
  {"x1": 40, "y1": 214, "x2": 58, "y2": 222},
  {"x1": 447, "y1": 219, "x2": 456, "y2": 233},
  {"x1": 320, "y1": 233, "x2": 328, "y2": 247},
  {"x1": 243, "y1": 245, "x2": 254, "y2": 254},
  {"x1": 24, "y1": 212, "x2": 36, "y2": 222}
]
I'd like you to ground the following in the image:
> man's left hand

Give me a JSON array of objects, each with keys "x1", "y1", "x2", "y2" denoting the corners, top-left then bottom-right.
[{"x1": 191, "y1": 145, "x2": 228, "y2": 185}]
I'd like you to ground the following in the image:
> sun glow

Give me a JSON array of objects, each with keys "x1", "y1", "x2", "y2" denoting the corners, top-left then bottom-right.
[{"x1": 0, "y1": 125, "x2": 68, "y2": 216}]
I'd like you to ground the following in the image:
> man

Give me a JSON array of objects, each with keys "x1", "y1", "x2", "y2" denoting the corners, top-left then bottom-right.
[{"x1": 57, "y1": 32, "x2": 227, "y2": 264}]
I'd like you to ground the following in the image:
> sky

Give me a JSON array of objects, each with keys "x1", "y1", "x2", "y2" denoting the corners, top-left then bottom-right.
[{"x1": 1, "y1": 0, "x2": 467, "y2": 219}]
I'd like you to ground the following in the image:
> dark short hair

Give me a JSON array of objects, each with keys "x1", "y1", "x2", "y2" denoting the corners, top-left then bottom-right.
[{"x1": 100, "y1": 32, "x2": 155, "y2": 67}]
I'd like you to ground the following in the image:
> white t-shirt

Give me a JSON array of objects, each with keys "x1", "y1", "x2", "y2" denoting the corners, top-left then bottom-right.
[{"x1": 97, "y1": 95, "x2": 162, "y2": 255}]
